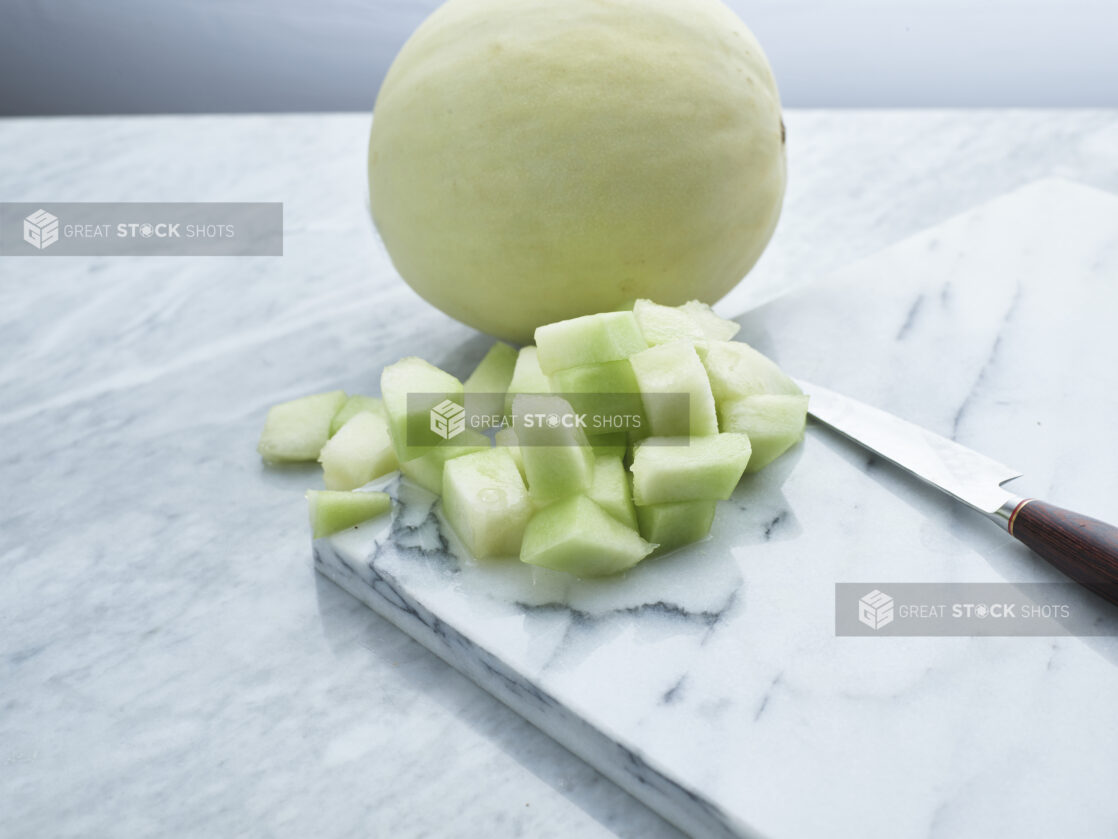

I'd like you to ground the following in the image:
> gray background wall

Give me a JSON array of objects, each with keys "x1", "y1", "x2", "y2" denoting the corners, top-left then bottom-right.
[{"x1": 1, "y1": 0, "x2": 1115, "y2": 115}]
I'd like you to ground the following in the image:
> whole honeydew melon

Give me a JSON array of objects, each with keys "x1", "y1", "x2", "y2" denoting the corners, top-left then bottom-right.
[{"x1": 369, "y1": 0, "x2": 786, "y2": 342}]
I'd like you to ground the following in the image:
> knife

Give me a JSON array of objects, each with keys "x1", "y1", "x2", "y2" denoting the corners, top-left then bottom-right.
[{"x1": 796, "y1": 379, "x2": 1118, "y2": 606}]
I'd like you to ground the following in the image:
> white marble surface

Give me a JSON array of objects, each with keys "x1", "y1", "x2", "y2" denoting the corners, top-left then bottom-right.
[
  {"x1": 1, "y1": 111, "x2": 1117, "y2": 838},
  {"x1": 317, "y1": 179, "x2": 1118, "y2": 838}
]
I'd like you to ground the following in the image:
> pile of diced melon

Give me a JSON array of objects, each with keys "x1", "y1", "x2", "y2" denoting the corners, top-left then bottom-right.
[{"x1": 258, "y1": 300, "x2": 807, "y2": 577}]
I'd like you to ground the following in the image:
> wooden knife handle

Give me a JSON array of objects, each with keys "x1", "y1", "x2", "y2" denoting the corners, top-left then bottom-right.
[{"x1": 1009, "y1": 499, "x2": 1118, "y2": 606}]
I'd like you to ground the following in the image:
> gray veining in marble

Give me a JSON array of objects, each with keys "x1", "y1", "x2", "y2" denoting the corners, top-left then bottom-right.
[
  {"x1": 2, "y1": 111, "x2": 1117, "y2": 838},
  {"x1": 314, "y1": 179, "x2": 1118, "y2": 838}
]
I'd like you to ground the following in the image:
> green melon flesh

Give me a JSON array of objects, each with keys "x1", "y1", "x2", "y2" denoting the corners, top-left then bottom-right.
[
  {"x1": 319, "y1": 411, "x2": 399, "y2": 490},
  {"x1": 399, "y1": 430, "x2": 491, "y2": 494},
  {"x1": 465, "y1": 341, "x2": 519, "y2": 393},
  {"x1": 636, "y1": 500, "x2": 717, "y2": 554},
  {"x1": 442, "y1": 448, "x2": 532, "y2": 558},
  {"x1": 589, "y1": 455, "x2": 638, "y2": 529},
  {"x1": 630, "y1": 433, "x2": 752, "y2": 505},
  {"x1": 330, "y1": 395, "x2": 387, "y2": 437},
  {"x1": 494, "y1": 427, "x2": 525, "y2": 478},
  {"x1": 629, "y1": 342, "x2": 719, "y2": 437},
  {"x1": 520, "y1": 495, "x2": 654, "y2": 578},
  {"x1": 258, "y1": 390, "x2": 347, "y2": 463},
  {"x1": 534, "y1": 311, "x2": 648, "y2": 374},
  {"x1": 381, "y1": 357, "x2": 464, "y2": 462},
  {"x1": 465, "y1": 342, "x2": 518, "y2": 425},
  {"x1": 679, "y1": 301, "x2": 740, "y2": 341},
  {"x1": 505, "y1": 346, "x2": 552, "y2": 417},
  {"x1": 549, "y1": 357, "x2": 640, "y2": 396},
  {"x1": 719, "y1": 394, "x2": 809, "y2": 473},
  {"x1": 695, "y1": 340, "x2": 801, "y2": 406},
  {"x1": 587, "y1": 431, "x2": 629, "y2": 459},
  {"x1": 307, "y1": 489, "x2": 392, "y2": 538},
  {"x1": 549, "y1": 358, "x2": 643, "y2": 430},
  {"x1": 632, "y1": 299, "x2": 706, "y2": 345},
  {"x1": 512, "y1": 394, "x2": 596, "y2": 505}
]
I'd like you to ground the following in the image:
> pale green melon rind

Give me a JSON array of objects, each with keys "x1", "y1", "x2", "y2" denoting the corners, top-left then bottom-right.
[
  {"x1": 258, "y1": 390, "x2": 347, "y2": 463},
  {"x1": 719, "y1": 394, "x2": 808, "y2": 473},
  {"x1": 534, "y1": 311, "x2": 648, "y2": 374},
  {"x1": 319, "y1": 411, "x2": 399, "y2": 491},
  {"x1": 307, "y1": 490, "x2": 392, "y2": 538},
  {"x1": 588, "y1": 455, "x2": 638, "y2": 529},
  {"x1": 369, "y1": 0, "x2": 786, "y2": 343},
  {"x1": 399, "y1": 430, "x2": 491, "y2": 494},
  {"x1": 442, "y1": 448, "x2": 532, "y2": 558},
  {"x1": 520, "y1": 495, "x2": 654, "y2": 578},
  {"x1": 628, "y1": 342, "x2": 719, "y2": 437},
  {"x1": 630, "y1": 433, "x2": 752, "y2": 505},
  {"x1": 330, "y1": 395, "x2": 387, "y2": 437},
  {"x1": 636, "y1": 499, "x2": 717, "y2": 554}
]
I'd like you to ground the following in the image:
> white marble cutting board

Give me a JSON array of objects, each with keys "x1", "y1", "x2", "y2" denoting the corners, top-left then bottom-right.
[{"x1": 315, "y1": 179, "x2": 1118, "y2": 839}]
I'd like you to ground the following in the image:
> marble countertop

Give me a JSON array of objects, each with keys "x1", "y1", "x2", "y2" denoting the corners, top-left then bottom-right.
[{"x1": 2, "y1": 110, "x2": 1117, "y2": 838}]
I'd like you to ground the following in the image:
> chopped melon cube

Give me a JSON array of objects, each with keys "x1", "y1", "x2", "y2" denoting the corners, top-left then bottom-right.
[
  {"x1": 630, "y1": 433, "x2": 752, "y2": 504},
  {"x1": 629, "y1": 342, "x2": 719, "y2": 437},
  {"x1": 679, "y1": 300, "x2": 741, "y2": 341},
  {"x1": 513, "y1": 394, "x2": 595, "y2": 505},
  {"x1": 330, "y1": 395, "x2": 386, "y2": 437},
  {"x1": 319, "y1": 412, "x2": 399, "y2": 490},
  {"x1": 520, "y1": 496, "x2": 654, "y2": 577},
  {"x1": 521, "y1": 443, "x2": 595, "y2": 506},
  {"x1": 442, "y1": 448, "x2": 532, "y2": 558},
  {"x1": 587, "y1": 431, "x2": 629, "y2": 459},
  {"x1": 464, "y1": 342, "x2": 518, "y2": 425},
  {"x1": 589, "y1": 455, "x2": 638, "y2": 529},
  {"x1": 719, "y1": 394, "x2": 809, "y2": 473},
  {"x1": 307, "y1": 489, "x2": 391, "y2": 538},
  {"x1": 632, "y1": 299, "x2": 705, "y2": 345},
  {"x1": 464, "y1": 341, "x2": 519, "y2": 393},
  {"x1": 694, "y1": 341, "x2": 801, "y2": 406},
  {"x1": 381, "y1": 357, "x2": 463, "y2": 462},
  {"x1": 549, "y1": 357, "x2": 640, "y2": 396},
  {"x1": 636, "y1": 500, "x2": 717, "y2": 554},
  {"x1": 494, "y1": 427, "x2": 525, "y2": 478},
  {"x1": 534, "y1": 311, "x2": 648, "y2": 374},
  {"x1": 258, "y1": 390, "x2": 347, "y2": 463},
  {"x1": 504, "y1": 346, "x2": 551, "y2": 417},
  {"x1": 399, "y1": 430, "x2": 491, "y2": 494},
  {"x1": 549, "y1": 358, "x2": 643, "y2": 428}
]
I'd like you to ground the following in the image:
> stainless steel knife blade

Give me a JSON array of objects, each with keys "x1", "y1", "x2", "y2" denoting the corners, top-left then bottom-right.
[{"x1": 794, "y1": 378, "x2": 1022, "y2": 516}]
